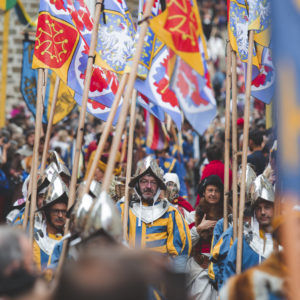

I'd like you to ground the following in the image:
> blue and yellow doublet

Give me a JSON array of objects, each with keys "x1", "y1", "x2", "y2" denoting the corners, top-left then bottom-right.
[
  {"x1": 211, "y1": 218, "x2": 226, "y2": 250},
  {"x1": 33, "y1": 233, "x2": 62, "y2": 271},
  {"x1": 223, "y1": 237, "x2": 262, "y2": 285},
  {"x1": 208, "y1": 225, "x2": 234, "y2": 289},
  {"x1": 117, "y1": 199, "x2": 191, "y2": 271},
  {"x1": 48, "y1": 239, "x2": 63, "y2": 270}
]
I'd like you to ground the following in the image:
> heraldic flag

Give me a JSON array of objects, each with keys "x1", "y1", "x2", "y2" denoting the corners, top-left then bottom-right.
[
  {"x1": 67, "y1": 0, "x2": 135, "y2": 74},
  {"x1": 96, "y1": 0, "x2": 136, "y2": 74},
  {"x1": 135, "y1": 46, "x2": 182, "y2": 130},
  {"x1": 21, "y1": 39, "x2": 76, "y2": 124},
  {"x1": 228, "y1": 0, "x2": 274, "y2": 104},
  {"x1": 248, "y1": 0, "x2": 271, "y2": 48},
  {"x1": 137, "y1": 93, "x2": 165, "y2": 122},
  {"x1": 170, "y1": 36, "x2": 217, "y2": 135},
  {"x1": 74, "y1": 94, "x2": 122, "y2": 126},
  {"x1": 32, "y1": 0, "x2": 117, "y2": 108},
  {"x1": 62, "y1": 0, "x2": 122, "y2": 124},
  {"x1": 228, "y1": 0, "x2": 260, "y2": 67},
  {"x1": 149, "y1": 0, "x2": 205, "y2": 76},
  {"x1": 131, "y1": 0, "x2": 164, "y2": 78}
]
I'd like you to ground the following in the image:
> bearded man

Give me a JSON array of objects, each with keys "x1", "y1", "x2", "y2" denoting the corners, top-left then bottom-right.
[{"x1": 117, "y1": 156, "x2": 191, "y2": 272}]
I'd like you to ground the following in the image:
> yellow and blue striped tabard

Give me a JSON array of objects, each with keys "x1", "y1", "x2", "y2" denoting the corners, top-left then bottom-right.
[
  {"x1": 208, "y1": 225, "x2": 234, "y2": 289},
  {"x1": 33, "y1": 233, "x2": 62, "y2": 272},
  {"x1": 117, "y1": 199, "x2": 191, "y2": 258},
  {"x1": 207, "y1": 218, "x2": 226, "y2": 284}
]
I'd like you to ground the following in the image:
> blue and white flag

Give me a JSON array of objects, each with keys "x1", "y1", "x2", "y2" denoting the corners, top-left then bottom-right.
[
  {"x1": 135, "y1": 46, "x2": 182, "y2": 129},
  {"x1": 96, "y1": 0, "x2": 136, "y2": 73},
  {"x1": 137, "y1": 93, "x2": 165, "y2": 122},
  {"x1": 170, "y1": 38, "x2": 217, "y2": 135},
  {"x1": 74, "y1": 94, "x2": 122, "y2": 125}
]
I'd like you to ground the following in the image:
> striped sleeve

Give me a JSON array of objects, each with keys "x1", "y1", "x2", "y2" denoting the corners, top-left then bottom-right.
[
  {"x1": 166, "y1": 207, "x2": 191, "y2": 257},
  {"x1": 211, "y1": 218, "x2": 224, "y2": 249}
]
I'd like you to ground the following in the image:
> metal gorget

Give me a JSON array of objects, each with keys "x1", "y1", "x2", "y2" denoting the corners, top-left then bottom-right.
[{"x1": 130, "y1": 199, "x2": 169, "y2": 224}]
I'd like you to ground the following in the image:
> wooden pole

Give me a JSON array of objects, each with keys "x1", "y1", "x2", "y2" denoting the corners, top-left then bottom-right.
[
  {"x1": 120, "y1": 128, "x2": 128, "y2": 164},
  {"x1": 40, "y1": 76, "x2": 60, "y2": 174},
  {"x1": 29, "y1": 68, "x2": 46, "y2": 242},
  {"x1": 166, "y1": 114, "x2": 172, "y2": 132},
  {"x1": 67, "y1": 0, "x2": 104, "y2": 211},
  {"x1": 231, "y1": 50, "x2": 238, "y2": 240},
  {"x1": 100, "y1": 0, "x2": 155, "y2": 193},
  {"x1": 82, "y1": 73, "x2": 128, "y2": 195},
  {"x1": 22, "y1": 164, "x2": 34, "y2": 231},
  {"x1": 265, "y1": 102, "x2": 272, "y2": 130},
  {"x1": 236, "y1": 30, "x2": 254, "y2": 274},
  {"x1": 40, "y1": 69, "x2": 48, "y2": 136},
  {"x1": 122, "y1": 89, "x2": 137, "y2": 241},
  {"x1": 223, "y1": 41, "x2": 232, "y2": 232},
  {"x1": 0, "y1": 10, "x2": 10, "y2": 128},
  {"x1": 178, "y1": 131, "x2": 183, "y2": 154},
  {"x1": 56, "y1": 0, "x2": 105, "y2": 274},
  {"x1": 23, "y1": 69, "x2": 48, "y2": 231}
]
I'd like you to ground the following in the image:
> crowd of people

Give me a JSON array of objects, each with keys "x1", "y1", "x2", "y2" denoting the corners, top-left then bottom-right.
[
  {"x1": 0, "y1": 0, "x2": 290, "y2": 299},
  {"x1": 0, "y1": 89, "x2": 286, "y2": 300}
]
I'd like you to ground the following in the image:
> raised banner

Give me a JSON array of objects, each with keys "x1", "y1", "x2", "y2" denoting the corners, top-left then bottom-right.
[
  {"x1": 170, "y1": 37, "x2": 217, "y2": 135},
  {"x1": 32, "y1": 0, "x2": 118, "y2": 107},
  {"x1": 21, "y1": 39, "x2": 75, "y2": 124},
  {"x1": 135, "y1": 46, "x2": 182, "y2": 129},
  {"x1": 149, "y1": 0, "x2": 205, "y2": 76}
]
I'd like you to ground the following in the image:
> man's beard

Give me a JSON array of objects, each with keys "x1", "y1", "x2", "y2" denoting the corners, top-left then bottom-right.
[
  {"x1": 50, "y1": 218, "x2": 65, "y2": 233},
  {"x1": 141, "y1": 188, "x2": 155, "y2": 205}
]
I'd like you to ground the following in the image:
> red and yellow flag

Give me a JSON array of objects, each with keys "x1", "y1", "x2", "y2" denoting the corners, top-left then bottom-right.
[
  {"x1": 32, "y1": 12, "x2": 79, "y2": 84},
  {"x1": 149, "y1": 0, "x2": 205, "y2": 76}
]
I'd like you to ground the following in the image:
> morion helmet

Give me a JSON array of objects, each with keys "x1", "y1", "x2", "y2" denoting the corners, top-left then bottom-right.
[
  {"x1": 83, "y1": 191, "x2": 122, "y2": 242},
  {"x1": 37, "y1": 163, "x2": 58, "y2": 192},
  {"x1": 251, "y1": 174, "x2": 274, "y2": 206},
  {"x1": 68, "y1": 180, "x2": 101, "y2": 235},
  {"x1": 47, "y1": 150, "x2": 71, "y2": 179},
  {"x1": 129, "y1": 156, "x2": 166, "y2": 190},
  {"x1": 39, "y1": 173, "x2": 69, "y2": 211},
  {"x1": 69, "y1": 193, "x2": 95, "y2": 236}
]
